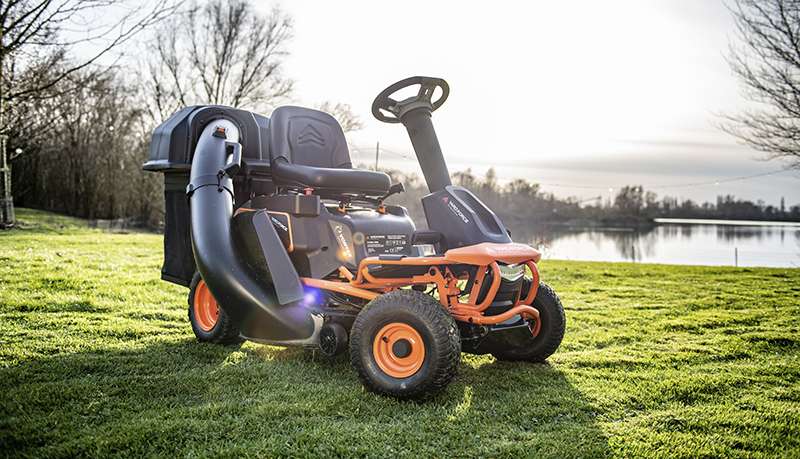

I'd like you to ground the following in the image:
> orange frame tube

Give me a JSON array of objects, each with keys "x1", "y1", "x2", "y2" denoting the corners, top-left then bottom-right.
[{"x1": 300, "y1": 243, "x2": 543, "y2": 327}]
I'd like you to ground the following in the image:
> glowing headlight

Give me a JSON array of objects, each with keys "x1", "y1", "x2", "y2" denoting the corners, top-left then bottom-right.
[{"x1": 498, "y1": 263, "x2": 525, "y2": 282}]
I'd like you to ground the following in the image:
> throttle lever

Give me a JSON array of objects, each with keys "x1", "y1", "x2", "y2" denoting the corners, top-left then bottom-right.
[{"x1": 382, "y1": 182, "x2": 405, "y2": 201}]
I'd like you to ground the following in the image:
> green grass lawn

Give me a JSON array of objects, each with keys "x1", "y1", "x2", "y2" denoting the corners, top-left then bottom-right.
[{"x1": 1, "y1": 208, "x2": 799, "y2": 458}]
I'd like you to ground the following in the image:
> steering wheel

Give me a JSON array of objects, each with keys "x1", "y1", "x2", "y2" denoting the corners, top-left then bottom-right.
[{"x1": 372, "y1": 76, "x2": 450, "y2": 124}]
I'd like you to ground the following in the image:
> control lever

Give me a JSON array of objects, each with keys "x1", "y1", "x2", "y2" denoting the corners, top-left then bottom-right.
[
  {"x1": 382, "y1": 182, "x2": 405, "y2": 200},
  {"x1": 220, "y1": 141, "x2": 242, "y2": 178}
]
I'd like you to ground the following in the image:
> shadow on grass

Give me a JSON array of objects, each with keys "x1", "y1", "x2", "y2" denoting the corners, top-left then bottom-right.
[
  {"x1": 449, "y1": 358, "x2": 610, "y2": 456},
  {"x1": 2, "y1": 340, "x2": 609, "y2": 457}
]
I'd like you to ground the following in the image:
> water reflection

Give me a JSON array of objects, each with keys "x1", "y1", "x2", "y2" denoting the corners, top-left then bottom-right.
[{"x1": 513, "y1": 223, "x2": 800, "y2": 268}]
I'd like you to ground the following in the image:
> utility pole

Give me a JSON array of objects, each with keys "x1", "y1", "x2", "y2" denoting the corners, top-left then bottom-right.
[
  {"x1": 0, "y1": 130, "x2": 10, "y2": 229},
  {"x1": 375, "y1": 141, "x2": 380, "y2": 171},
  {"x1": 0, "y1": 24, "x2": 14, "y2": 229}
]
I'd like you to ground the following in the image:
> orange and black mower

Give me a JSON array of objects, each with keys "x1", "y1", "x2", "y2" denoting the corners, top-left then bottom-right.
[{"x1": 143, "y1": 76, "x2": 566, "y2": 398}]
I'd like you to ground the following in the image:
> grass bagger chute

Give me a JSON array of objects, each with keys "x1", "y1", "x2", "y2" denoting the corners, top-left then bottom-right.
[{"x1": 143, "y1": 76, "x2": 566, "y2": 398}]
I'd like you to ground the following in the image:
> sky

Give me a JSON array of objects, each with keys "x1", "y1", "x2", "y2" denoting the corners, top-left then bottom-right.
[{"x1": 261, "y1": 0, "x2": 799, "y2": 207}]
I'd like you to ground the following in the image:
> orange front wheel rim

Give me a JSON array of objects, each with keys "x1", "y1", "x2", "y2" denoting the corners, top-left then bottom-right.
[
  {"x1": 194, "y1": 280, "x2": 219, "y2": 332},
  {"x1": 372, "y1": 322, "x2": 425, "y2": 378}
]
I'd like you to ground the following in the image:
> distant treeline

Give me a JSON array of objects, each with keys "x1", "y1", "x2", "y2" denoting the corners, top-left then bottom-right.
[
  {"x1": 382, "y1": 168, "x2": 800, "y2": 228},
  {"x1": 10, "y1": 70, "x2": 162, "y2": 227},
  {"x1": 12, "y1": 108, "x2": 798, "y2": 229},
  {"x1": 13, "y1": 107, "x2": 800, "y2": 228}
]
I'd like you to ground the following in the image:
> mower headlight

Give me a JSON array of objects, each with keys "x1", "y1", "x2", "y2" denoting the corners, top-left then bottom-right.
[{"x1": 498, "y1": 263, "x2": 525, "y2": 282}]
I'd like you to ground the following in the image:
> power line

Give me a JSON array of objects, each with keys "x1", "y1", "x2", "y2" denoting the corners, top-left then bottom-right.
[
  {"x1": 380, "y1": 147, "x2": 414, "y2": 159},
  {"x1": 649, "y1": 168, "x2": 794, "y2": 189},
  {"x1": 514, "y1": 168, "x2": 796, "y2": 191},
  {"x1": 351, "y1": 143, "x2": 796, "y2": 190},
  {"x1": 535, "y1": 182, "x2": 612, "y2": 190},
  {"x1": 351, "y1": 144, "x2": 414, "y2": 160},
  {"x1": 540, "y1": 168, "x2": 795, "y2": 190}
]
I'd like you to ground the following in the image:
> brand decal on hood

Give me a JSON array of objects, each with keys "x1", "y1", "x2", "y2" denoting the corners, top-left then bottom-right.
[
  {"x1": 446, "y1": 199, "x2": 469, "y2": 224},
  {"x1": 329, "y1": 221, "x2": 354, "y2": 264}
]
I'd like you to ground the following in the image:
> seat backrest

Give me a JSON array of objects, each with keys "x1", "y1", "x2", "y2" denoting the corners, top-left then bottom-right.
[{"x1": 269, "y1": 106, "x2": 351, "y2": 169}]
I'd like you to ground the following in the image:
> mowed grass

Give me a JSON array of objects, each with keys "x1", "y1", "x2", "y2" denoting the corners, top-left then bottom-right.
[{"x1": 1, "y1": 208, "x2": 799, "y2": 458}]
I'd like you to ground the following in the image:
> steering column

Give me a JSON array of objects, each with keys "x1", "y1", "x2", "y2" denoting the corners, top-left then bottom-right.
[{"x1": 372, "y1": 76, "x2": 452, "y2": 193}]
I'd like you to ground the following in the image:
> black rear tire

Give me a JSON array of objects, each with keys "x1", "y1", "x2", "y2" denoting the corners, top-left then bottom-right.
[
  {"x1": 188, "y1": 273, "x2": 243, "y2": 345},
  {"x1": 350, "y1": 290, "x2": 461, "y2": 399},
  {"x1": 492, "y1": 282, "x2": 565, "y2": 362}
]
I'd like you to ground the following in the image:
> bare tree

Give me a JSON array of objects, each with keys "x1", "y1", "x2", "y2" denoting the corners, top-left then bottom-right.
[
  {"x1": 317, "y1": 101, "x2": 363, "y2": 133},
  {"x1": 145, "y1": 0, "x2": 293, "y2": 121},
  {"x1": 0, "y1": 0, "x2": 178, "y2": 227},
  {"x1": 12, "y1": 69, "x2": 156, "y2": 222},
  {"x1": 725, "y1": 0, "x2": 800, "y2": 169}
]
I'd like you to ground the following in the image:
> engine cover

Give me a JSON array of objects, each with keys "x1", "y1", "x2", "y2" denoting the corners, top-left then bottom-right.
[{"x1": 236, "y1": 201, "x2": 416, "y2": 279}]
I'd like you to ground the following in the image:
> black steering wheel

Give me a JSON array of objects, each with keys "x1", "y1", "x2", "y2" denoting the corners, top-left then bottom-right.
[{"x1": 372, "y1": 76, "x2": 450, "y2": 123}]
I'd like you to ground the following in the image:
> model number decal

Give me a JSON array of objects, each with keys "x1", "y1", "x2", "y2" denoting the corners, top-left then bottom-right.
[{"x1": 366, "y1": 234, "x2": 408, "y2": 254}]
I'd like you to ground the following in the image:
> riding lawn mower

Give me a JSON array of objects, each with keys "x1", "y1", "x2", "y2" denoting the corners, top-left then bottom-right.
[{"x1": 143, "y1": 76, "x2": 566, "y2": 398}]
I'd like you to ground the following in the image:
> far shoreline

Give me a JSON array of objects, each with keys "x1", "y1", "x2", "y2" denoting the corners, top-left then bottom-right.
[
  {"x1": 654, "y1": 218, "x2": 800, "y2": 227},
  {"x1": 517, "y1": 217, "x2": 800, "y2": 232}
]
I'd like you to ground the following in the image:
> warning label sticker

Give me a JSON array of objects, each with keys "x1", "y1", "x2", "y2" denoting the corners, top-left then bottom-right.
[{"x1": 365, "y1": 234, "x2": 408, "y2": 255}]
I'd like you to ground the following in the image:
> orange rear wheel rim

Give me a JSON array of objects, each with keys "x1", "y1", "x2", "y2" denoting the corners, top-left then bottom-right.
[
  {"x1": 194, "y1": 280, "x2": 219, "y2": 332},
  {"x1": 372, "y1": 322, "x2": 425, "y2": 378}
]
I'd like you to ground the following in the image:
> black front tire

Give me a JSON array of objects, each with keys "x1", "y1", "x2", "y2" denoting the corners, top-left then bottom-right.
[
  {"x1": 188, "y1": 273, "x2": 243, "y2": 345},
  {"x1": 350, "y1": 290, "x2": 461, "y2": 399},
  {"x1": 492, "y1": 282, "x2": 565, "y2": 362}
]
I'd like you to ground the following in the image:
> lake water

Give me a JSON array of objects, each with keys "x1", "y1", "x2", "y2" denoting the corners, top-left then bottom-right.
[{"x1": 522, "y1": 219, "x2": 800, "y2": 268}]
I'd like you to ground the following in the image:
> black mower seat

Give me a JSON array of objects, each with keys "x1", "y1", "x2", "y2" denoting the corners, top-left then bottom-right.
[
  {"x1": 271, "y1": 159, "x2": 390, "y2": 195},
  {"x1": 269, "y1": 106, "x2": 391, "y2": 196}
]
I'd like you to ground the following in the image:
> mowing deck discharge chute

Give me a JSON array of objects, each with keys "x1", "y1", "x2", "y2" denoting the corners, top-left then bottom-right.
[{"x1": 185, "y1": 119, "x2": 319, "y2": 343}]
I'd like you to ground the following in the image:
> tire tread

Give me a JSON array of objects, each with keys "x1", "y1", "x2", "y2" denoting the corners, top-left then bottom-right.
[
  {"x1": 350, "y1": 290, "x2": 460, "y2": 399},
  {"x1": 188, "y1": 273, "x2": 243, "y2": 345},
  {"x1": 492, "y1": 282, "x2": 565, "y2": 362}
]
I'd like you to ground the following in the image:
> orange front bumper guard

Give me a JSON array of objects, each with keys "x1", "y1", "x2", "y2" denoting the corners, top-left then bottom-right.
[
  {"x1": 449, "y1": 259, "x2": 540, "y2": 326},
  {"x1": 452, "y1": 304, "x2": 540, "y2": 325},
  {"x1": 302, "y1": 243, "x2": 543, "y2": 328}
]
